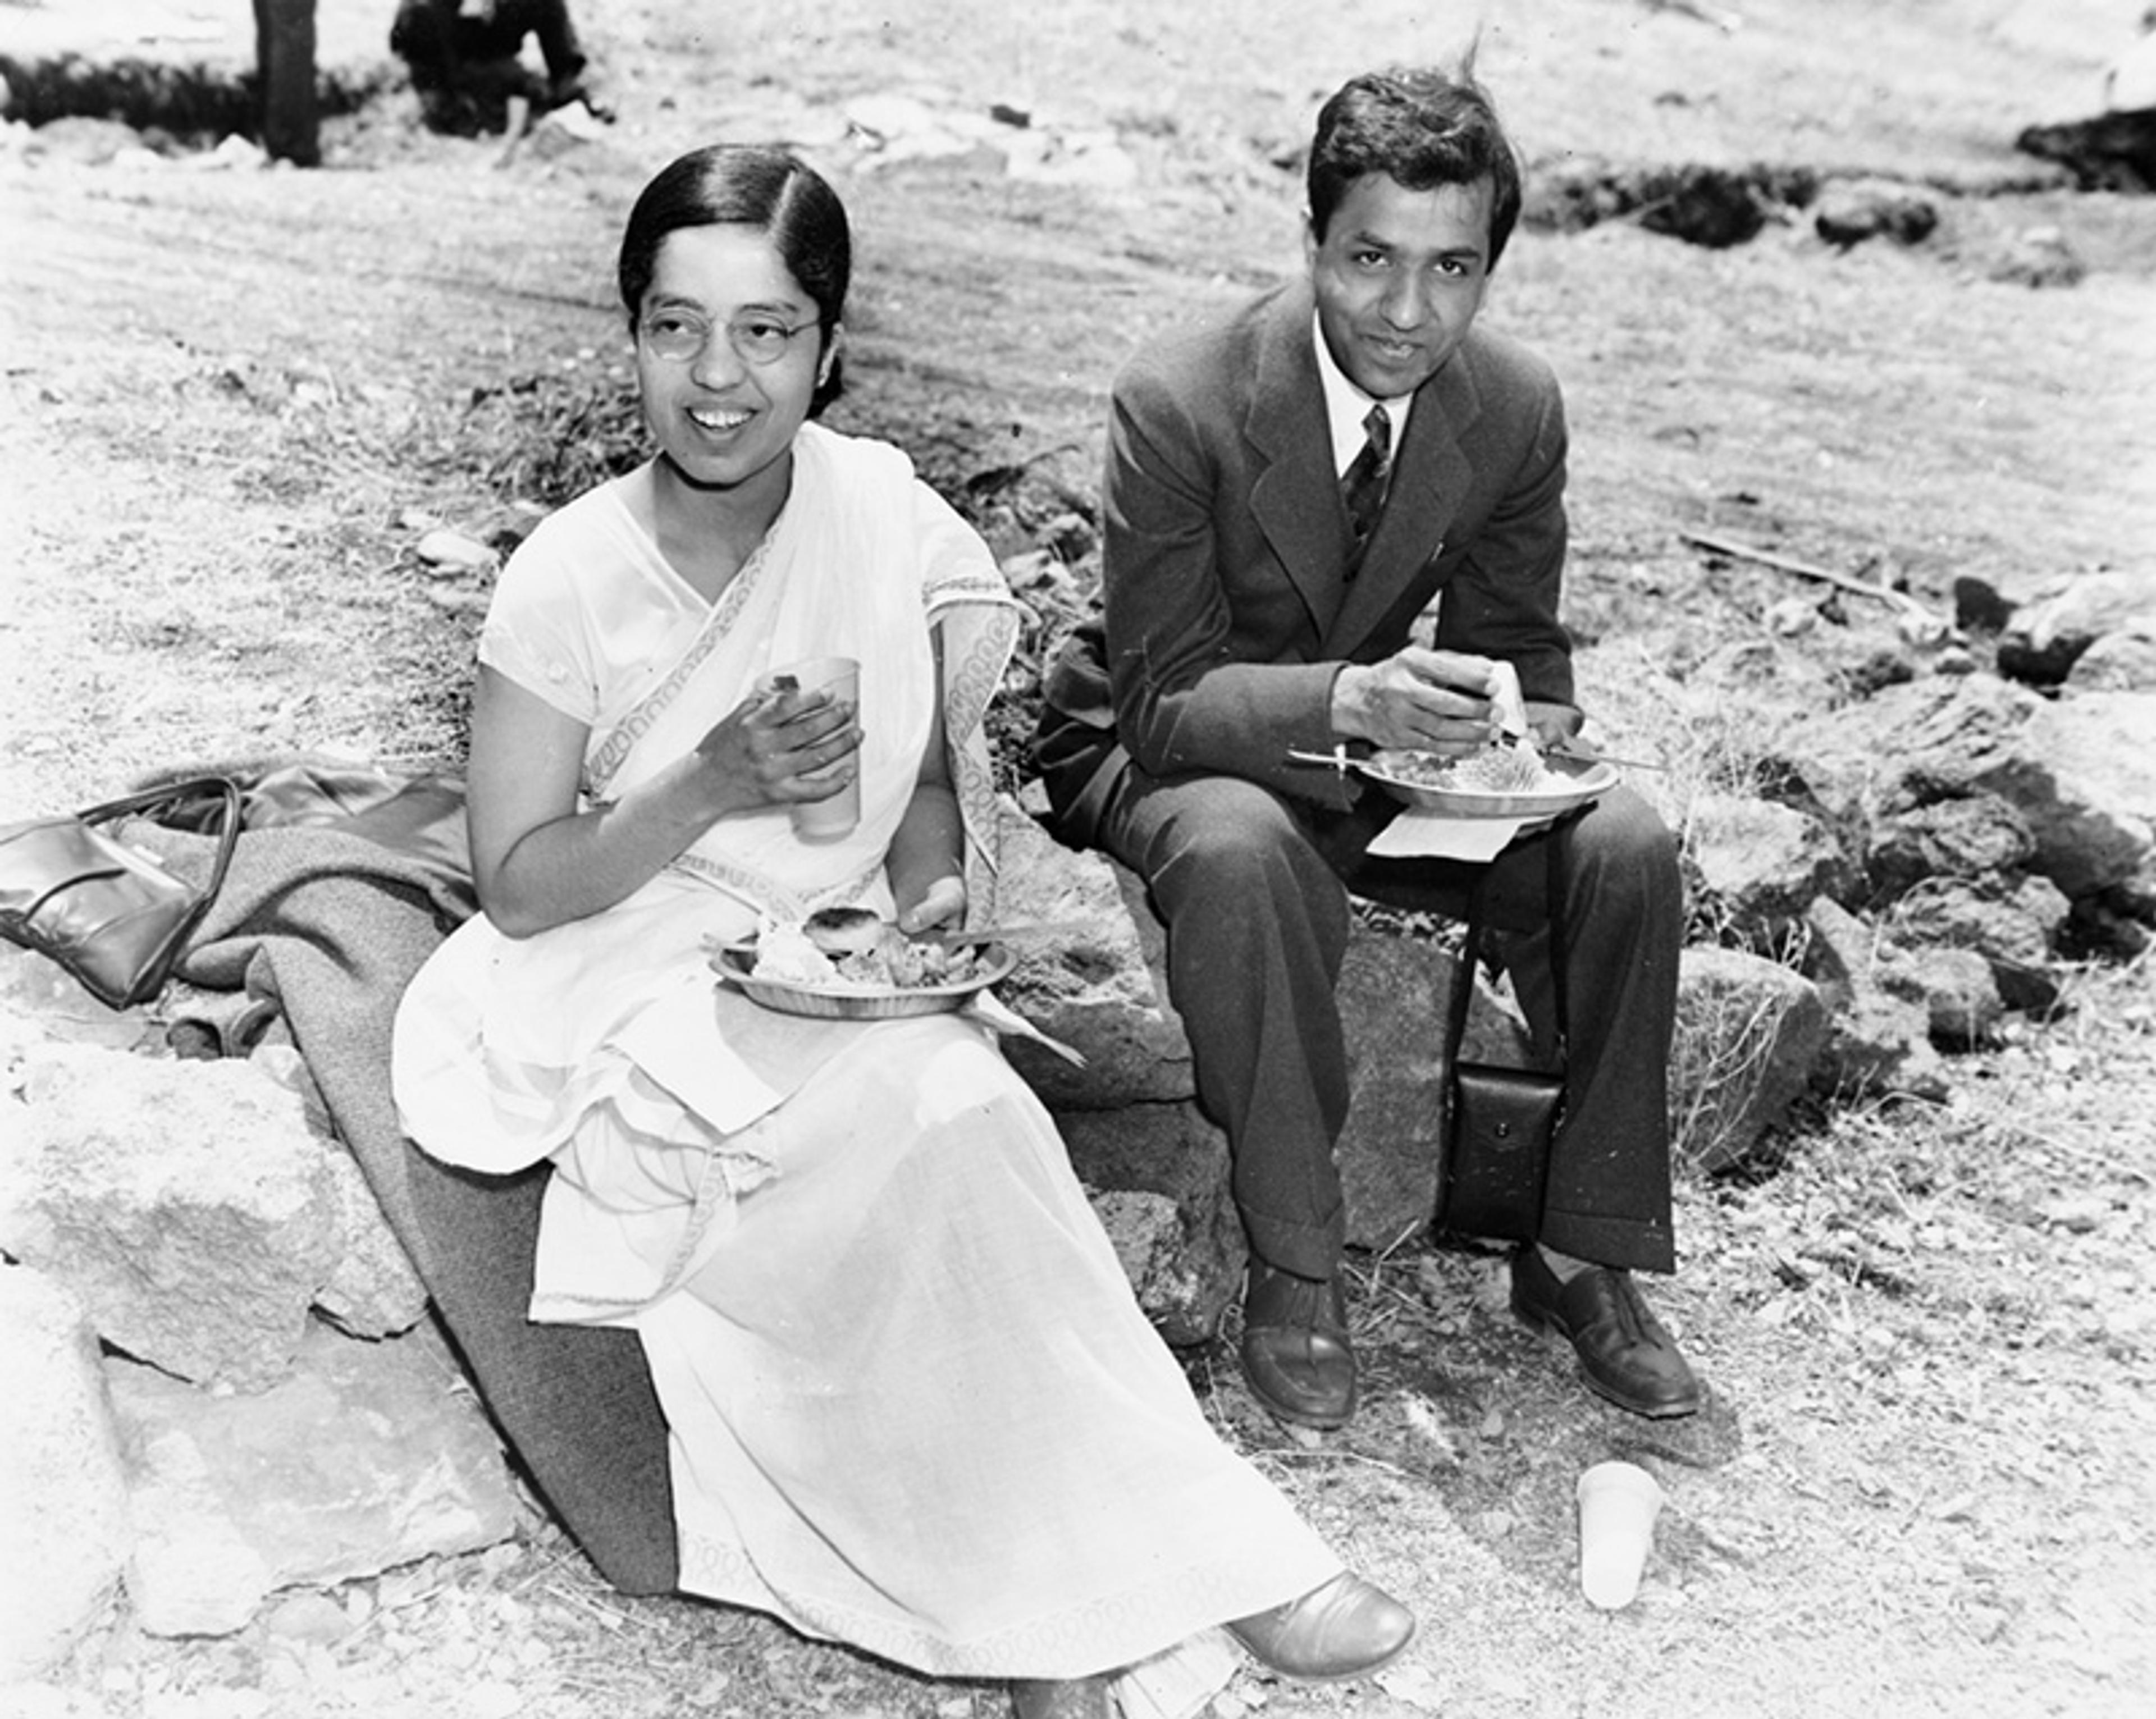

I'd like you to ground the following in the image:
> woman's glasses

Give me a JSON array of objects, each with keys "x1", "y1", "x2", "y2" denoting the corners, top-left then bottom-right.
[{"x1": 640, "y1": 310, "x2": 819, "y2": 366}]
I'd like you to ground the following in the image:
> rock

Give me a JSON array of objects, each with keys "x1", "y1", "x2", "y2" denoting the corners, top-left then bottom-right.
[
  {"x1": 1801, "y1": 898, "x2": 1950, "y2": 1102},
  {"x1": 1997, "y1": 568, "x2": 2156, "y2": 687},
  {"x1": 2013, "y1": 691, "x2": 2156, "y2": 899},
  {"x1": 1680, "y1": 636, "x2": 1843, "y2": 726},
  {"x1": 1903, "y1": 944, "x2": 2005, "y2": 1049},
  {"x1": 412, "y1": 527, "x2": 499, "y2": 577},
  {"x1": 1888, "y1": 874, "x2": 2071, "y2": 1013},
  {"x1": 1782, "y1": 674, "x2": 2150, "y2": 907},
  {"x1": 1522, "y1": 157, "x2": 1814, "y2": 246},
  {"x1": 312, "y1": 1143, "x2": 430, "y2": 1339},
  {"x1": 1088, "y1": 1187, "x2": 1234, "y2": 1347},
  {"x1": 1685, "y1": 793, "x2": 1853, "y2": 945},
  {"x1": 1339, "y1": 933, "x2": 1533, "y2": 1252},
  {"x1": 1985, "y1": 224, "x2": 2085, "y2": 288},
  {"x1": 109, "y1": 1319, "x2": 518, "y2": 1638},
  {"x1": 6, "y1": 1044, "x2": 358, "y2": 1389},
  {"x1": 1056, "y1": 1104, "x2": 1243, "y2": 1344},
  {"x1": 0, "y1": 1265, "x2": 133, "y2": 1682},
  {"x1": 1813, "y1": 177, "x2": 1939, "y2": 247},
  {"x1": 1670, "y1": 947, "x2": 1829, "y2": 1172},
  {"x1": 995, "y1": 798, "x2": 1196, "y2": 1108},
  {"x1": 1952, "y1": 574, "x2": 2019, "y2": 636},
  {"x1": 1636, "y1": 163, "x2": 1775, "y2": 247},
  {"x1": 26, "y1": 115, "x2": 140, "y2": 165},
  {"x1": 1866, "y1": 793, "x2": 2038, "y2": 899},
  {"x1": 2014, "y1": 108, "x2": 2156, "y2": 192},
  {"x1": 2067, "y1": 627, "x2": 2156, "y2": 692}
]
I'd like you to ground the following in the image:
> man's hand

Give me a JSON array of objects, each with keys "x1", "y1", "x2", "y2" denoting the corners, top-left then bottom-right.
[{"x1": 1330, "y1": 648, "x2": 1523, "y2": 756}]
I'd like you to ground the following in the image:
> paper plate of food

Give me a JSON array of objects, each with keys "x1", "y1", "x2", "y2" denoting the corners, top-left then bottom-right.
[
  {"x1": 1356, "y1": 743, "x2": 1621, "y2": 819},
  {"x1": 711, "y1": 907, "x2": 1016, "y2": 1020}
]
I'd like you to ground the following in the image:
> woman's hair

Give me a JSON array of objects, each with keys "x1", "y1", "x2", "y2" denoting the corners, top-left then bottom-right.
[
  {"x1": 1307, "y1": 66, "x2": 1523, "y2": 273},
  {"x1": 618, "y1": 143, "x2": 852, "y2": 415}
]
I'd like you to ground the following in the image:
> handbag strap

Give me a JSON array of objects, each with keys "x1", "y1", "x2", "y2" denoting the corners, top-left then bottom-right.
[
  {"x1": 77, "y1": 776, "x2": 245, "y2": 904},
  {"x1": 1445, "y1": 809, "x2": 1575, "y2": 1066}
]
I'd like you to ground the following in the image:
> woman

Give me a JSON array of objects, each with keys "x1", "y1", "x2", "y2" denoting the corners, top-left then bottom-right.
[{"x1": 392, "y1": 144, "x2": 1414, "y2": 1719}]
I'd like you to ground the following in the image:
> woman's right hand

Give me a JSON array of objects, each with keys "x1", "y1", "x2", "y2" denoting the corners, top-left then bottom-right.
[
  {"x1": 468, "y1": 668, "x2": 862, "y2": 939},
  {"x1": 692, "y1": 679, "x2": 862, "y2": 816}
]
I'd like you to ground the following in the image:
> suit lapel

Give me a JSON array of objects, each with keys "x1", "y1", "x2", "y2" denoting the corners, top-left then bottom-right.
[
  {"x1": 1321, "y1": 349, "x2": 1482, "y2": 659},
  {"x1": 1244, "y1": 287, "x2": 1349, "y2": 638}
]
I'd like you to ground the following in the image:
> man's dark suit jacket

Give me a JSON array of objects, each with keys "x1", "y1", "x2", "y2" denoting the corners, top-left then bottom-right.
[{"x1": 1038, "y1": 277, "x2": 1576, "y2": 836}]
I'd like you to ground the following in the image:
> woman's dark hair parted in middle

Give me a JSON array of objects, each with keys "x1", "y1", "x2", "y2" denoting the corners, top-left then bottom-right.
[{"x1": 618, "y1": 143, "x2": 852, "y2": 415}]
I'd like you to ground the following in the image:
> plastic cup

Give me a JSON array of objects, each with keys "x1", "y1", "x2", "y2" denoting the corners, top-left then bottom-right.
[
  {"x1": 1575, "y1": 1460, "x2": 1664, "y2": 1611},
  {"x1": 766, "y1": 656, "x2": 861, "y2": 840}
]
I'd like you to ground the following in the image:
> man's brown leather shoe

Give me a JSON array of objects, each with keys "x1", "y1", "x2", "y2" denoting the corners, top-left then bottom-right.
[
  {"x1": 1239, "y1": 1260, "x2": 1355, "y2": 1429},
  {"x1": 1010, "y1": 1676, "x2": 1113, "y2": 1718},
  {"x1": 1510, "y1": 1248, "x2": 1703, "y2": 1418},
  {"x1": 1227, "y1": 1571, "x2": 1416, "y2": 1681}
]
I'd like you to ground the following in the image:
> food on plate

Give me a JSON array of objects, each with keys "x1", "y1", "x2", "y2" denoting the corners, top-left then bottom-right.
[
  {"x1": 1376, "y1": 740, "x2": 1559, "y2": 794},
  {"x1": 741, "y1": 913, "x2": 992, "y2": 992},
  {"x1": 804, "y1": 906, "x2": 885, "y2": 957}
]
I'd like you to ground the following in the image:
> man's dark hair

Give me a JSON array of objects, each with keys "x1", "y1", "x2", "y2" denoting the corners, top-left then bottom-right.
[
  {"x1": 618, "y1": 143, "x2": 852, "y2": 415},
  {"x1": 1307, "y1": 66, "x2": 1524, "y2": 270}
]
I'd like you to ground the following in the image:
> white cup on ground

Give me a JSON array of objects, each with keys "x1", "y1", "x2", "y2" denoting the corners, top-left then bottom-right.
[
  {"x1": 766, "y1": 655, "x2": 860, "y2": 840},
  {"x1": 1576, "y1": 1460, "x2": 1664, "y2": 1610}
]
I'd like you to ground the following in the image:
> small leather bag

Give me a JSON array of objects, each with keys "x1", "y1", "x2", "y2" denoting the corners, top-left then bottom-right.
[
  {"x1": 1436, "y1": 817, "x2": 1574, "y2": 1241},
  {"x1": 0, "y1": 777, "x2": 242, "y2": 1009}
]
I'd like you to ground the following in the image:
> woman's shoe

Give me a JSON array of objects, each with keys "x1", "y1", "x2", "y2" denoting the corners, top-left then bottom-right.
[
  {"x1": 1010, "y1": 1674, "x2": 1115, "y2": 1718},
  {"x1": 1227, "y1": 1571, "x2": 1415, "y2": 1681}
]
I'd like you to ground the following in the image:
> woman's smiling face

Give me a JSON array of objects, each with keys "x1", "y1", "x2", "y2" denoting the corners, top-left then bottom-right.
[{"x1": 634, "y1": 222, "x2": 833, "y2": 502}]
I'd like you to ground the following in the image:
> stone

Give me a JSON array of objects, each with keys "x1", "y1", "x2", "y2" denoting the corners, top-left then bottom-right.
[
  {"x1": 109, "y1": 1319, "x2": 519, "y2": 1638},
  {"x1": 1888, "y1": 874, "x2": 2071, "y2": 1013},
  {"x1": 1670, "y1": 947, "x2": 1829, "y2": 1173},
  {"x1": 995, "y1": 798, "x2": 1195, "y2": 1109},
  {"x1": 6, "y1": 1044, "x2": 356, "y2": 1389},
  {"x1": 1782, "y1": 674, "x2": 2152, "y2": 906},
  {"x1": 312, "y1": 1142, "x2": 430, "y2": 1340},
  {"x1": 1801, "y1": 898, "x2": 1950, "y2": 1103},
  {"x1": 1057, "y1": 1103, "x2": 1242, "y2": 1344},
  {"x1": 2013, "y1": 691, "x2": 2156, "y2": 899},
  {"x1": 1338, "y1": 932, "x2": 1532, "y2": 1253},
  {"x1": 0, "y1": 1264, "x2": 133, "y2": 1682},
  {"x1": 1997, "y1": 568, "x2": 2156, "y2": 686},
  {"x1": 1866, "y1": 794, "x2": 2038, "y2": 899},
  {"x1": 1813, "y1": 177, "x2": 1939, "y2": 247},
  {"x1": 1088, "y1": 1187, "x2": 1233, "y2": 1347},
  {"x1": 0, "y1": 941, "x2": 165, "y2": 1054},
  {"x1": 26, "y1": 115, "x2": 141, "y2": 166},
  {"x1": 1685, "y1": 793, "x2": 1853, "y2": 945},
  {"x1": 2067, "y1": 628, "x2": 2156, "y2": 692},
  {"x1": 2014, "y1": 109, "x2": 2156, "y2": 193},
  {"x1": 1903, "y1": 945, "x2": 2005, "y2": 1049},
  {"x1": 1986, "y1": 224, "x2": 2085, "y2": 288}
]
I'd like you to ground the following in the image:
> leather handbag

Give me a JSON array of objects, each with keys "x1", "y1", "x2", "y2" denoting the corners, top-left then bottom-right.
[
  {"x1": 1436, "y1": 815, "x2": 1575, "y2": 1241},
  {"x1": 0, "y1": 777, "x2": 243, "y2": 1009}
]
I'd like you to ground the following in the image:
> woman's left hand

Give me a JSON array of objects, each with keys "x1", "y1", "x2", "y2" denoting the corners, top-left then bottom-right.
[{"x1": 894, "y1": 874, "x2": 966, "y2": 935}]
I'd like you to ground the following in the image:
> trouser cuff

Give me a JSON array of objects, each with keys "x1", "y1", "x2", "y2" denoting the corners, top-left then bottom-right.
[
  {"x1": 1240, "y1": 1205, "x2": 1346, "y2": 1284},
  {"x1": 1536, "y1": 1206, "x2": 1677, "y2": 1274}
]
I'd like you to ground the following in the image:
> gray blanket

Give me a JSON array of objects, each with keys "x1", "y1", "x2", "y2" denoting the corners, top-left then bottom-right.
[{"x1": 163, "y1": 779, "x2": 678, "y2": 1595}]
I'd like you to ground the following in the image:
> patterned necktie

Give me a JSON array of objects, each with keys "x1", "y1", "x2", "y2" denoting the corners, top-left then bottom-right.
[{"x1": 1341, "y1": 404, "x2": 1391, "y2": 573}]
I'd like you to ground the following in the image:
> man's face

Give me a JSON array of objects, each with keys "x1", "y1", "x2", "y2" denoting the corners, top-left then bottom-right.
[{"x1": 1307, "y1": 171, "x2": 1495, "y2": 399}]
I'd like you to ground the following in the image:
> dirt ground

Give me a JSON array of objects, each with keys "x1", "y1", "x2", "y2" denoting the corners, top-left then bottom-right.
[{"x1": 3, "y1": 2, "x2": 2155, "y2": 1717}]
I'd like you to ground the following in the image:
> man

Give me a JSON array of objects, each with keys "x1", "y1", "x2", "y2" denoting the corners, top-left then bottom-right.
[
  {"x1": 390, "y1": 0, "x2": 613, "y2": 133},
  {"x1": 1033, "y1": 65, "x2": 1702, "y2": 1432}
]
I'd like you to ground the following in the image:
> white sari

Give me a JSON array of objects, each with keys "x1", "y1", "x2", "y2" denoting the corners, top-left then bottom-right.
[{"x1": 393, "y1": 425, "x2": 1340, "y2": 1714}]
